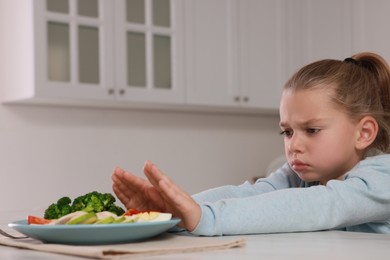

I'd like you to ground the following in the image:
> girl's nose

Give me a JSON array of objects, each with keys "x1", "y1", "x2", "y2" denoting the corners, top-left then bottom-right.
[{"x1": 287, "y1": 134, "x2": 303, "y2": 154}]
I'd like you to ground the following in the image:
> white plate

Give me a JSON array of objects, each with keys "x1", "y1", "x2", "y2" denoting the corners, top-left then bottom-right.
[{"x1": 9, "y1": 218, "x2": 180, "y2": 245}]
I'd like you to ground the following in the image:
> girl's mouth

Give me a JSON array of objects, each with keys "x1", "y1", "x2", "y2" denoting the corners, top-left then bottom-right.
[{"x1": 290, "y1": 160, "x2": 309, "y2": 172}]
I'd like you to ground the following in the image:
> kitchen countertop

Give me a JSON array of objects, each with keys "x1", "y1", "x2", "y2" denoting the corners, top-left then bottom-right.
[
  {"x1": 1, "y1": 229, "x2": 389, "y2": 259},
  {"x1": 1, "y1": 210, "x2": 389, "y2": 259}
]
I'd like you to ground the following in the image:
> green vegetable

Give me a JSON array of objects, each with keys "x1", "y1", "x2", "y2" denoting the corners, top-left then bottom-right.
[
  {"x1": 44, "y1": 191, "x2": 125, "y2": 219},
  {"x1": 95, "y1": 216, "x2": 115, "y2": 224},
  {"x1": 44, "y1": 196, "x2": 72, "y2": 219},
  {"x1": 113, "y1": 216, "x2": 126, "y2": 223},
  {"x1": 67, "y1": 212, "x2": 97, "y2": 224},
  {"x1": 71, "y1": 192, "x2": 104, "y2": 213},
  {"x1": 106, "y1": 204, "x2": 126, "y2": 216}
]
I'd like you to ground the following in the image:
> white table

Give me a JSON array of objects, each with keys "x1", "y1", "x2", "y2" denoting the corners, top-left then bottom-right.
[
  {"x1": 1, "y1": 229, "x2": 389, "y2": 259},
  {"x1": 1, "y1": 210, "x2": 389, "y2": 259}
]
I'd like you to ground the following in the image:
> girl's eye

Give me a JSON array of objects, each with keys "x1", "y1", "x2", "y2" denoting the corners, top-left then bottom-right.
[
  {"x1": 280, "y1": 129, "x2": 293, "y2": 137},
  {"x1": 306, "y1": 128, "x2": 320, "y2": 134}
]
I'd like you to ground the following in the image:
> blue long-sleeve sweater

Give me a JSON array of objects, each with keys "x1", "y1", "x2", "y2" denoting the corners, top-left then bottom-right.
[{"x1": 191, "y1": 154, "x2": 390, "y2": 235}]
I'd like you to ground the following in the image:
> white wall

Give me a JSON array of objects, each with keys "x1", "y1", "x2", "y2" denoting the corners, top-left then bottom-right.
[{"x1": 0, "y1": 104, "x2": 284, "y2": 214}]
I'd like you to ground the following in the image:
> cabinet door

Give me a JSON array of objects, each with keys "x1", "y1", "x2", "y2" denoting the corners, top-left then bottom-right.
[
  {"x1": 238, "y1": 0, "x2": 285, "y2": 110},
  {"x1": 351, "y1": 0, "x2": 390, "y2": 62},
  {"x1": 114, "y1": 0, "x2": 184, "y2": 103},
  {"x1": 34, "y1": 0, "x2": 114, "y2": 100},
  {"x1": 285, "y1": 0, "x2": 353, "y2": 77},
  {"x1": 184, "y1": 0, "x2": 240, "y2": 107}
]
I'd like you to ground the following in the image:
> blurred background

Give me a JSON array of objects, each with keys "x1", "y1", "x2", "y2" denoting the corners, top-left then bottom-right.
[{"x1": 1, "y1": 0, "x2": 389, "y2": 217}]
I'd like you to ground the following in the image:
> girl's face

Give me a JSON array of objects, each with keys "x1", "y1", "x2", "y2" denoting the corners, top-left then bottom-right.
[{"x1": 279, "y1": 87, "x2": 361, "y2": 184}]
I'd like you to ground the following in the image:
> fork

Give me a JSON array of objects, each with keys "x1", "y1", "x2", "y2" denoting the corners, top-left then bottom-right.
[{"x1": 0, "y1": 228, "x2": 28, "y2": 239}]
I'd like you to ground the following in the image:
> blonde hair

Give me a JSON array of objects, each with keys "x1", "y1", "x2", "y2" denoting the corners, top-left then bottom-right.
[{"x1": 284, "y1": 52, "x2": 390, "y2": 153}]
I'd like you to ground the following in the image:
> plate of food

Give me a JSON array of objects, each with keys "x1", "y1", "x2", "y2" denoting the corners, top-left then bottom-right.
[
  {"x1": 8, "y1": 191, "x2": 180, "y2": 245},
  {"x1": 9, "y1": 216, "x2": 180, "y2": 245}
]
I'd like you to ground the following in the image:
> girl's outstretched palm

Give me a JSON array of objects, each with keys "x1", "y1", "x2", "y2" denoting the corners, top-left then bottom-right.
[
  {"x1": 112, "y1": 161, "x2": 201, "y2": 231},
  {"x1": 112, "y1": 166, "x2": 166, "y2": 212}
]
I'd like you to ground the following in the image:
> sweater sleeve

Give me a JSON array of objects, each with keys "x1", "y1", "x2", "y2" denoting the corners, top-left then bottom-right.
[
  {"x1": 192, "y1": 163, "x2": 302, "y2": 204},
  {"x1": 191, "y1": 155, "x2": 390, "y2": 236}
]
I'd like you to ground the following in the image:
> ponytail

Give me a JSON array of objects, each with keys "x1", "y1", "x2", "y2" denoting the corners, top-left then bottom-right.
[{"x1": 352, "y1": 52, "x2": 390, "y2": 153}]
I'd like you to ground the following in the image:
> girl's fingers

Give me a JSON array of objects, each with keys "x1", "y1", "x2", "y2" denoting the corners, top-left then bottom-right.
[
  {"x1": 143, "y1": 161, "x2": 184, "y2": 207},
  {"x1": 112, "y1": 184, "x2": 129, "y2": 206},
  {"x1": 112, "y1": 162, "x2": 201, "y2": 230},
  {"x1": 144, "y1": 161, "x2": 188, "y2": 202},
  {"x1": 158, "y1": 178, "x2": 188, "y2": 208},
  {"x1": 112, "y1": 166, "x2": 151, "y2": 208},
  {"x1": 113, "y1": 167, "x2": 138, "y2": 186},
  {"x1": 112, "y1": 169, "x2": 135, "y2": 207},
  {"x1": 143, "y1": 161, "x2": 201, "y2": 231},
  {"x1": 158, "y1": 179, "x2": 201, "y2": 231},
  {"x1": 113, "y1": 166, "x2": 152, "y2": 192},
  {"x1": 143, "y1": 161, "x2": 166, "y2": 189},
  {"x1": 143, "y1": 161, "x2": 175, "y2": 189}
]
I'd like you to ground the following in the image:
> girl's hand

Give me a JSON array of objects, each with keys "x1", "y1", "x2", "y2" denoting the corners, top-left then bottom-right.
[
  {"x1": 112, "y1": 161, "x2": 201, "y2": 231},
  {"x1": 143, "y1": 160, "x2": 201, "y2": 231},
  {"x1": 112, "y1": 166, "x2": 166, "y2": 212}
]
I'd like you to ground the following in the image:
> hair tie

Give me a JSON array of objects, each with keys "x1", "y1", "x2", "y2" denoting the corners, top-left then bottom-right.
[{"x1": 344, "y1": 57, "x2": 358, "y2": 65}]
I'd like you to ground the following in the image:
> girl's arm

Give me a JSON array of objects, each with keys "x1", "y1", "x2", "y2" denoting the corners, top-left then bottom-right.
[
  {"x1": 192, "y1": 162, "x2": 302, "y2": 204},
  {"x1": 191, "y1": 155, "x2": 390, "y2": 235}
]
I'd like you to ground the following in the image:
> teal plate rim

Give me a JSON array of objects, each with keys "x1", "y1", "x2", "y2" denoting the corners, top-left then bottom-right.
[{"x1": 8, "y1": 217, "x2": 181, "y2": 245}]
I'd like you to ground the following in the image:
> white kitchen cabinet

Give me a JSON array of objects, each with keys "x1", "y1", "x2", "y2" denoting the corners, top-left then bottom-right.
[
  {"x1": 3, "y1": 0, "x2": 381, "y2": 114},
  {"x1": 113, "y1": 0, "x2": 185, "y2": 104},
  {"x1": 183, "y1": 0, "x2": 238, "y2": 107},
  {"x1": 237, "y1": 0, "x2": 286, "y2": 110},
  {"x1": 0, "y1": 0, "x2": 184, "y2": 106},
  {"x1": 284, "y1": 0, "x2": 354, "y2": 78},
  {"x1": 184, "y1": 0, "x2": 285, "y2": 111},
  {"x1": 0, "y1": 0, "x2": 114, "y2": 103}
]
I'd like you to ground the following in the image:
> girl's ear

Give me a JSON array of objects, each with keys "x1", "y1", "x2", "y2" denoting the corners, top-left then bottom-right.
[{"x1": 355, "y1": 116, "x2": 378, "y2": 150}]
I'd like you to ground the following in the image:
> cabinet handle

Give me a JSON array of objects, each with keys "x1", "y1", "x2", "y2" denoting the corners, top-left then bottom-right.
[
  {"x1": 119, "y1": 89, "x2": 125, "y2": 95},
  {"x1": 243, "y1": 96, "x2": 249, "y2": 102},
  {"x1": 234, "y1": 96, "x2": 240, "y2": 102},
  {"x1": 108, "y1": 89, "x2": 114, "y2": 95}
]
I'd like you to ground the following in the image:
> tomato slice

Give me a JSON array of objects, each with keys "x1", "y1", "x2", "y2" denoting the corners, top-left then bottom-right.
[
  {"x1": 123, "y1": 209, "x2": 141, "y2": 216},
  {"x1": 28, "y1": 215, "x2": 52, "y2": 225},
  {"x1": 123, "y1": 209, "x2": 162, "y2": 216}
]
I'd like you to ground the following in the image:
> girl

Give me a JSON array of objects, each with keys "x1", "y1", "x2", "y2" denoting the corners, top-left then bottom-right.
[{"x1": 112, "y1": 52, "x2": 390, "y2": 235}]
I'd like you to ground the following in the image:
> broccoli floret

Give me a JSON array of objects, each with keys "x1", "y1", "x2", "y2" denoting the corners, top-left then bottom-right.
[
  {"x1": 44, "y1": 203, "x2": 60, "y2": 219},
  {"x1": 44, "y1": 196, "x2": 72, "y2": 219},
  {"x1": 57, "y1": 196, "x2": 71, "y2": 205},
  {"x1": 71, "y1": 191, "x2": 121, "y2": 214},
  {"x1": 70, "y1": 197, "x2": 85, "y2": 212},
  {"x1": 71, "y1": 192, "x2": 93, "y2": 211},
  {"x1": 60, "y1": 204, "x2": 72, "y2": 216},
  {"x1": 71, "y1": 192, "x2": 95, "y2": 212},
  {"x1": 107, "y1": 204, "x2": 125, "y2": 216},
  {"x1": 81, "y1": 194, "x2": 104, "y2": 213},
  {"x1": 44, "y1": 191, "x2": 125, "y2": 219},
  {"x1": 99, "y1": 193, "x2": 116, "y2": 208},
  {"x1": 98, "y1": 193, "x2": 125, "y2": 215}
]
